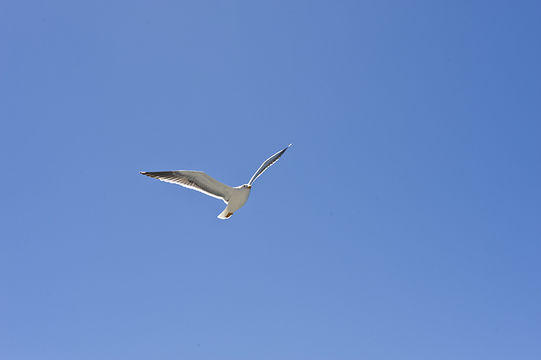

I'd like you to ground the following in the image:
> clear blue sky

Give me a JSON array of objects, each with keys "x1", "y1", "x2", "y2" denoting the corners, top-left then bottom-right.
[{"x1": 2, "y1": 1, "x2": 540, "y2": 359}]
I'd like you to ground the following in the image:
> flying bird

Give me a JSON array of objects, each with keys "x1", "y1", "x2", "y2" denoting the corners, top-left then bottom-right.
[{"x1": 140, "y1": 144, "x2": 291, "y2": 219}]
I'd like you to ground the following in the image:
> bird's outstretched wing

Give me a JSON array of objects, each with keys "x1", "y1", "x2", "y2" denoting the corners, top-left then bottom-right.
[
  {"x1": 248, "y1": 144, "x2": 291, "y2": 186},
  {"x1": 140, "y1": 170, "x2": 233, "y2": 201}
]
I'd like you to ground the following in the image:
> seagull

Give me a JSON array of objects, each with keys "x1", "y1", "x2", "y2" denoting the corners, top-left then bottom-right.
[{"x1": 140, "y1": 144, "x2": 291, "y2": 219}]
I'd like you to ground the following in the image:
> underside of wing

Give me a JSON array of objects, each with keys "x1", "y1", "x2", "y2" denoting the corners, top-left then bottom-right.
[
  {"x1": 248, "y1": 144, "x2": 291, "y2": 186},
  {"x1": 140, "y1": 170, "x2": 233, "y2": 201}
]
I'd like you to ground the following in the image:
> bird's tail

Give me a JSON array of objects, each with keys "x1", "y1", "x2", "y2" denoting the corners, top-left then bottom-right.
[{"x1": 217, "y1": 206, "x2": 234, "y2": 220}]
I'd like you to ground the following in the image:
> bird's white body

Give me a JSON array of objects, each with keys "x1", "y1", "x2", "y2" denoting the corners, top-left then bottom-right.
[
  {"x1": 217, "y1": 185, "x2": 251, "y2": 219},
  {"x1": 141, "y1": 144, "x2": 290, "y2": 219}
]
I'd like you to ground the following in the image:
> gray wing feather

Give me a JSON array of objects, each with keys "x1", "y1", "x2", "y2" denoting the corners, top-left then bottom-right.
[
  {"x1": 248, "y1": 144, "x2": 291, "y2": 186},
  {"x1": 140, "y1": 170, "x2": 233, "y2": 201}
]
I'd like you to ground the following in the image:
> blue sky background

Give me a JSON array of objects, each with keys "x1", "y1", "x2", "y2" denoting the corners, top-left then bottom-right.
[{"x1": 2, "y1": 1, "x2": 540, "y2": 359}]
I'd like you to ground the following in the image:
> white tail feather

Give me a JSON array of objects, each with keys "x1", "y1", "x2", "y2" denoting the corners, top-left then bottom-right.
[{"x1": 217, "y1": 207, "x2": 233, "y2": 220}]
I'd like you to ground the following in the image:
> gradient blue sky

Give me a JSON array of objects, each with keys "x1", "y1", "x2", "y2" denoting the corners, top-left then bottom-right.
[{"x1": 2, "y1": 1, "x2": 540, "y2": 359}]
